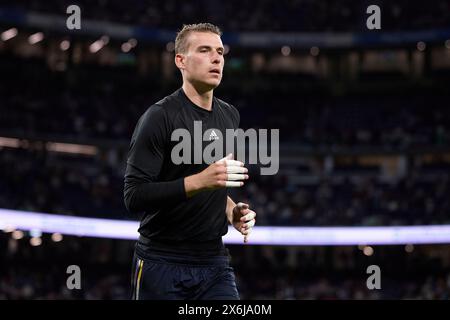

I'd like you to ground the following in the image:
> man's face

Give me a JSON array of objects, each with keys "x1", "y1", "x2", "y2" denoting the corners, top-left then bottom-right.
[{"x1": 178, "y1": 32, "x2": 225, "y2": 91}]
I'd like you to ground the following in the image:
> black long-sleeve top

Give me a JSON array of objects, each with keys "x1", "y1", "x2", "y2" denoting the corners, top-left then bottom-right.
[{"x1": 124, "y1": 88, "x2": 240, "y2": 255}]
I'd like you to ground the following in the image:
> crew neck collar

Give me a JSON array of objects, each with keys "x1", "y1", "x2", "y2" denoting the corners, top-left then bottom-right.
[{"x1": 179, "y1": 87, "x2": 215, "y2": 114}]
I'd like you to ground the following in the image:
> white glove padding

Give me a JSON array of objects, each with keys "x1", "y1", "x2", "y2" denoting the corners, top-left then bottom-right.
[
  {"x1": 225, "y1": 181, "x2": 242, "y2": 187},
  {"x1": 226, "y1": 166, "x2": 247, "y2": 174},
  {"x1": 217, "y1": 159, "x2": 244, "y2": 167},
  {"x1": 227, "y1": 173, "x2": 247, "y2": 181},
  {"x1": 216, "y1": 154, "x2": 247, "y2": 188}
]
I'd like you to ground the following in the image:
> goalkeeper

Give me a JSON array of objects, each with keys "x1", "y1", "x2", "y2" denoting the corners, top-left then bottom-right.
[{"x1": 124, "y1": 23, "x2": 256, "y2": 300}]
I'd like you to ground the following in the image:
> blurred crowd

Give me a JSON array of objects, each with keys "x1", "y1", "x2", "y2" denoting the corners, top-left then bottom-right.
[
  {"x1": 0, "y1": 147, "x2": 126, "y2": 220},
  {"x1": 1, "y1": 146, "x2": 450, "y2": 226},
  {"x1": 2, "y1": 0, "x2": 450, "y2": 302},
  {"x1": 1, "y1": 57, "x2": 449, "y2": 148},
  {"x1": 1, "y1": 0, "x2": 449, "y2": 32},
  {"x1": 1, "y1": 55, "x2": 449, "y2": 227},
  {"x1": 1, "y1": 234, "x2": 449, "y2": 299},
  {"x1": 232, "y1": 171, "x2": 450, "y2": 226}
]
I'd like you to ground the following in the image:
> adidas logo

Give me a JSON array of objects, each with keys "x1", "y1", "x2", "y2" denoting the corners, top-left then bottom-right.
[{"x1": 209, "y1": 130, "x2": 219, "y2": 141}]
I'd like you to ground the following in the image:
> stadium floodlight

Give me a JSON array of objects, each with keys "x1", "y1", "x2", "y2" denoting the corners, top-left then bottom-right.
[
  {"x1": 60, "y1": 40, "x2": 71, "y2": 51},
  {"x1": 2, "y1": 208, "x2": 450, "y2": 246},
  {"x1": 51, "y1": 233, "x2": 63, "y2": 242},
  {"x1": 45, "y1": 142, "x2": 98, "y2": 155},
  {"x1": 417, "y1": 41, "x2": 426, "y2": 51},
  {"x1": 128, "y1": 38, "x2": 137, "y2": 48},
  {"x1": 281, "y1": 45, "x2": 291, "y2": 56},
  {"x1": 12, "y1": 230, "x2": 24, "y2": 240},
  {"x1": 100, "y1": 35, "x2": 110, "y2": 45},
  {"x1": 1, "y1": 28, "x2": 18, "y2": 41},
  {"x1": 310, "y1": 46, "x2": 320, "y2": 56},
  {"x1": 89, "y1": 39, "x2": 104, "y2": 53},
  {"x1": 121, "y1": 42, "x2": 132, "y2": 53},
  {"x1": 30, "y1": 237, "x2": 42, "y2": 246},
  {"x1": 0, "y1": 137, "x2": 20, "y2": 148},
  {"x1": 28, "y1": 32, "x2": 44, "y2": 45}
]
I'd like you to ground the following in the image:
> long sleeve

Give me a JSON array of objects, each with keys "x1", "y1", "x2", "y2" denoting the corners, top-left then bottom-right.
[{"x1": 123, "y1": 105, "x2": 187, "y2": 214}]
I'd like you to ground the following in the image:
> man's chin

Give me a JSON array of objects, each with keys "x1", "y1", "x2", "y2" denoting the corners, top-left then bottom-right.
[
  {"x1": 198, "y1": 80, "x2": 221, "y2": 91},
  {"x1": 189, "y1": 77, "x2": 221, "y2": 92}
]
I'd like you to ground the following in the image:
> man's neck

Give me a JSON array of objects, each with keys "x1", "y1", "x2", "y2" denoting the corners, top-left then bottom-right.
[{"x1": 182, "y1": 82, "x2": 213, "y2": 111}]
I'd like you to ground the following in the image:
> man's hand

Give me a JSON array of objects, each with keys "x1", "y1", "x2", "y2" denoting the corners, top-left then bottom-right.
[
  {"x1": 232, "y1": 202, "x2": 256, "y2": 243},
  {"x1": 185, "y1": 154, "x2": 248, "y2": 197}
]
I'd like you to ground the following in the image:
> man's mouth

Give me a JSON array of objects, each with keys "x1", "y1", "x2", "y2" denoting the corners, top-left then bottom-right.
[{"x1": 209, "y1": 69, "x2": 221, "y2": 75}]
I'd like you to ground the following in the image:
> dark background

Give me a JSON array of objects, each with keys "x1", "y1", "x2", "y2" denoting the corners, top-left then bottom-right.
[{"x1": 1, "y1": 0, "x2": 450, "y2": 299}]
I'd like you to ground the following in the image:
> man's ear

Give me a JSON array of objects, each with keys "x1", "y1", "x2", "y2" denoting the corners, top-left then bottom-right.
[{"x1": 175, "y1": 53, "x2": 185, "y2": 70}]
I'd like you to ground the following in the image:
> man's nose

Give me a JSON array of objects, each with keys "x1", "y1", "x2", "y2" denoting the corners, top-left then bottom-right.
[{"x1": 211, "y1": 53, "x2": 221, "y2": 64}]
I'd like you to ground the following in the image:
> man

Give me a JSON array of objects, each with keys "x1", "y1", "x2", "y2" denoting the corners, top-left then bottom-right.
[{"x1": 124, "y1": 23, "x2": 256, "y2": 300}]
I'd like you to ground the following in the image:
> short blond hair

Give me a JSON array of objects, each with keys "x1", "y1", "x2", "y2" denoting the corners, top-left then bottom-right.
[{"x1": 175, "y1": 23, "x2": 222, "y2": 54}]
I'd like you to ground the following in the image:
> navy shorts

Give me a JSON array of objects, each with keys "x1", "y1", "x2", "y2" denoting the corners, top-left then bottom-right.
[{"x1": 131, "y1": 250, "x2": 240, "y2": 300}]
